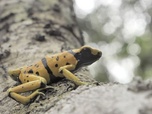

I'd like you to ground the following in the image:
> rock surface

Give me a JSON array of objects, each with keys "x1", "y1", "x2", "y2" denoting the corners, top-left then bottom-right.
[
  {"x1": 0, "y1": 0, "x2": 152, "y2": 114},
  {"x1": 45, "y1": 81, "x2": 152, "y2": 114}
]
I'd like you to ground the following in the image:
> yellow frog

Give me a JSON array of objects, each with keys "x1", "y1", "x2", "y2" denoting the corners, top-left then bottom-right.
[{"x1": 7, "y1": 46, "x2": 102, "y2": 104}]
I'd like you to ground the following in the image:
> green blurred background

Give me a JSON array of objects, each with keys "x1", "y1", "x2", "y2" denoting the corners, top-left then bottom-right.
[{"x1": 74, "y1": 0, "x2": 152, "y2": 83}]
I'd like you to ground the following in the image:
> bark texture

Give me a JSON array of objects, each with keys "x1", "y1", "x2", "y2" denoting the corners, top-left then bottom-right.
[{"x1": 0, "y1": 0, "x2": 152, "y2": 114}]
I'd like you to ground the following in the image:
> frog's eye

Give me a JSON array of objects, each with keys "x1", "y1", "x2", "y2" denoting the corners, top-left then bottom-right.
[
  {"x1": 80, "y1": 48, "x2": 91, "y2": 58},
  {"x1": 78, "y1": 53, "x2": 81, "y2": 56},
  {"x1": 83, "y1": 48, "x2": 91, "y2": 53},
  {"x1": 82, "y1": 47, "x2": 90, "y2": 52},
  {"x1": 83, "y1": 48, "x2": 87, "y2": 50}
]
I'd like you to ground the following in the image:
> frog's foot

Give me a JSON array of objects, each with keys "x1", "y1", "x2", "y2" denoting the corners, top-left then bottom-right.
[
  {"x1": 76, "y1": 81, "x2": 89, "y2": 85},
  {"x1": 38, "y1": 86, "x2": 58, "y2": 92},
  {"x1": 45, "y1": 85, "x2": 58, "y2": 90},
  {"x1": 8, "y1": 90, "x2": 45, "y2": 105}
]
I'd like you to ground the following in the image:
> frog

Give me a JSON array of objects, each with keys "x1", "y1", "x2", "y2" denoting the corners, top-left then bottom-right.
[{"x1": 7, "y1": 46, "x2": 102, "y2": 105}]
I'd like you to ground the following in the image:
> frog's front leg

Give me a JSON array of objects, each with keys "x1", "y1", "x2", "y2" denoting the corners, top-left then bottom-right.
[
  {"x1": 7, "y1": 74, "x2": 47, "y2": 105},
  {"x1": 59, "y1": 65, "x2": 87, "y2": 85}
]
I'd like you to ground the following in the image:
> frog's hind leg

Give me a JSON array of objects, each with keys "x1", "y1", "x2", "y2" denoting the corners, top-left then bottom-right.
[{"x1": 7, "y1": 74, "x2": 47, "y2": 105}]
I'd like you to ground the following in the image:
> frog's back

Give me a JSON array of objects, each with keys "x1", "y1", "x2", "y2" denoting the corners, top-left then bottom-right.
[{"x1": 20, "y1": 51, "x2": 77, "y2": 84}]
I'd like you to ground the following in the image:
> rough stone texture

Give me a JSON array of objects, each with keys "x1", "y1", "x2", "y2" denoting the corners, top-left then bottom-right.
[
  {"x1": 0, "y1": 0, "x2": 152, "y2": 114},
  {"x1": 45, "y1": 81, "x2": 152, "y2": 114}
]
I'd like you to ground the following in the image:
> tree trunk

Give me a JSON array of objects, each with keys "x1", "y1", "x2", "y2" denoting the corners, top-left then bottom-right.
[{"x1": 0, "y1": 0, "x2": 152, "y2": 114}]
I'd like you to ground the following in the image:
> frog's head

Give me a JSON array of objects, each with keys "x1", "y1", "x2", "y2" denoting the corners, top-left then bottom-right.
[{"x1": 73, "y1": 46, "x2": 102, "y2": 68}]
